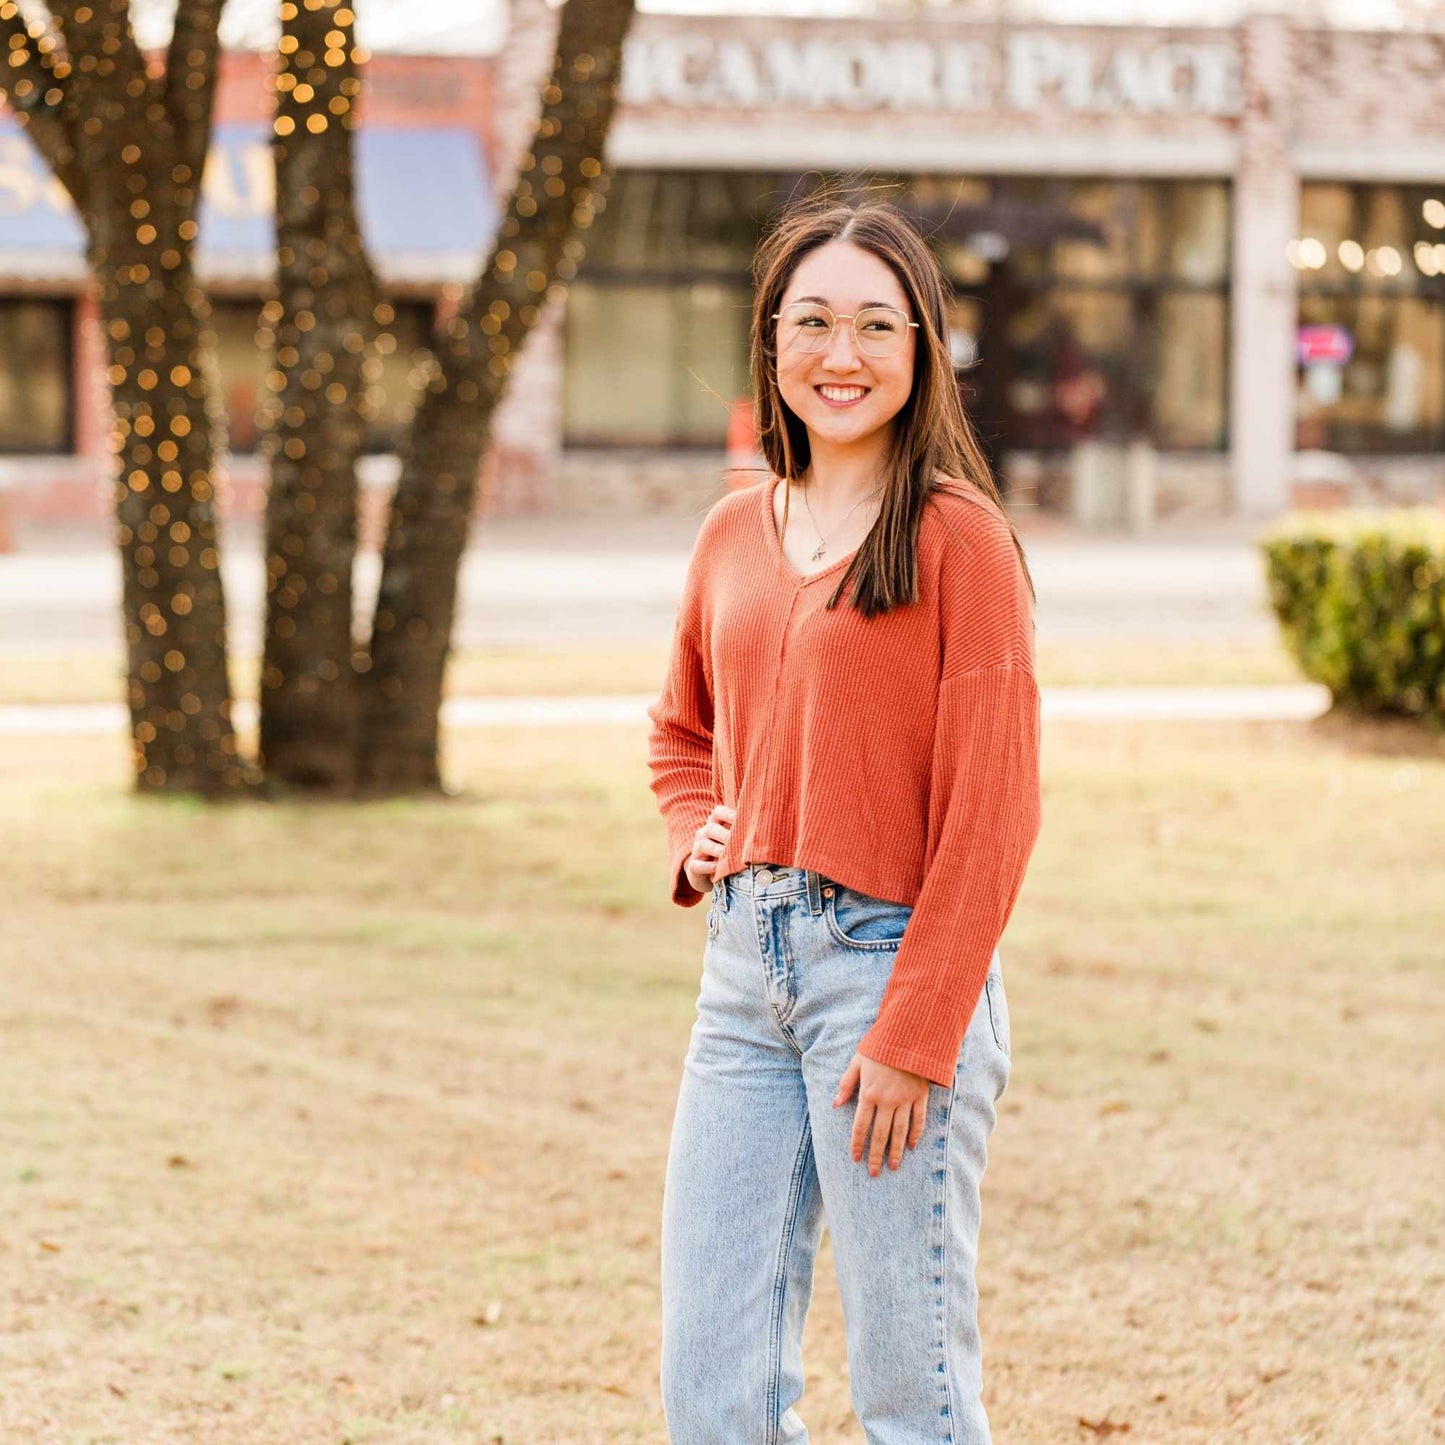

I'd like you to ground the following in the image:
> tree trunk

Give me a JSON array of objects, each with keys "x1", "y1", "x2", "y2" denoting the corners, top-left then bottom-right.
[
  {"x1": 356, "y1": 0, "x2": 637, "y2": 791},
  {"x1": 0, "y1": 1, "x2": 243, "y2": 794},
  {"x1": 258, "y1": 0, "x2": 377, "y2": 790},
  {"x1": 102, "y1": 263, "x2": 242, "y2": 793}
]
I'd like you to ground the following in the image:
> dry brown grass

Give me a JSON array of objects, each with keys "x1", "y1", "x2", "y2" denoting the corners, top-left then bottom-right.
[{"x1": 0, "y1": 714, "x2": 1441, "y2": 1444}]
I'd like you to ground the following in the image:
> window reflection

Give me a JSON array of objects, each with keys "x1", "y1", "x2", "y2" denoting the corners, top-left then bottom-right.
[
  {"x1": 943, "y1": 177, "x2": 1230, "y2": 453},
  {"x1": 1295, "y1": 182, "x2": 1445, "y2": 452},
  {"x1": 562, "y1": 170, "x2": 767, "y2": 448},
  {"x1": 0, "y1": 299, "x2": 71, "y2": 453},
  {"x1": 210, "y1": 297, "x2": 434, "y2": 456}
]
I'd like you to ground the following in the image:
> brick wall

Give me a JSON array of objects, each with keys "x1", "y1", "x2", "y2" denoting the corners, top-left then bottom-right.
[{"x1": 1292, "y1": 29, "x2": 1445, "y2": 141}]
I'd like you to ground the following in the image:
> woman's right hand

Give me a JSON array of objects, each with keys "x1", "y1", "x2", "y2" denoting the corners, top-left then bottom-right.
[{"x1": 684, "y1": 804, "x2": 736, "y2": 895}]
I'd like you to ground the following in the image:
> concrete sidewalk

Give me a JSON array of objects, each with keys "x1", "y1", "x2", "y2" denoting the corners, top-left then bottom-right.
[
  {"x1": 0, "y1": 684, "x2": 1331, "y2": 736},
  {"x1": 0, "y1": 509, "x2": 1280, "y2": 655}
]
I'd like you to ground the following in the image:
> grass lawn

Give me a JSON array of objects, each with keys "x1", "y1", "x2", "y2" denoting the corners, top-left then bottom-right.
[
  {"x1": 1, "y1": 710, "x2": 1441, "y2": 1444},
  {"x1": 0, "y1": 638, "x2": 1307, "y2": 707}
]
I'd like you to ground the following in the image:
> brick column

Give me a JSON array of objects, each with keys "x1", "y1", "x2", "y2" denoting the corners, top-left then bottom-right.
[
  {"x1": 72, "y1": 288, "x2": 109, "y2": 464},
  {"x1": 1229, "y1": 13, "x2": 1298, "y2": 518}
]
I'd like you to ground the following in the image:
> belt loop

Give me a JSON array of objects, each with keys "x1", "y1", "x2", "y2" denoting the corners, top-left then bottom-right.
[{"x1": 806, "y1": 870, "x2": 823, "y2": 917}]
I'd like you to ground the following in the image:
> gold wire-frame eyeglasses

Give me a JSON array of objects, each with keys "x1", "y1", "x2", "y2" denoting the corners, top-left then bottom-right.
[{"x1": 772, "y1": 301, "x2": 920, "y2": 357}]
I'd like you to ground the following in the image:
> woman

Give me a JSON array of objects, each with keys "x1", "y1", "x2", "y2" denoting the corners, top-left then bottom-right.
[{"x1": 646, "y1": 197, "x2": 1043, "y2": 1444}]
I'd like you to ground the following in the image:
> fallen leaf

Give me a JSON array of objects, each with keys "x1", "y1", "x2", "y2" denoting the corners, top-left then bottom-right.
[
  {"x1": 1078, "y1": 1412, "x2": 1131, "y2": 1436},
  {"x1": 38, "y1": 1240, "x2": 62, "y2": 1254},
  {"x1": 107, "y1": 1383, "x2": 126, "y2": 1399},
  {"x1": 206, "y1": 995, "x2": 241, "y2": 1025},
  {"x1": 167, "y1": 1155, "x2": 192, "y2": 1169}
]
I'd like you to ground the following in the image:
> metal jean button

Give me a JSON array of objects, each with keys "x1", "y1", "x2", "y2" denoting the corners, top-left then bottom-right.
[{"x1": 754, "y1": 868, "x2": 774, "y2": 885}]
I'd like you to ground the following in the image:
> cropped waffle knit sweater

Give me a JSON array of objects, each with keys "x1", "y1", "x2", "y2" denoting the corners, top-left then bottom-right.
[{"x1": 646, "y1": 476, "x2": 1043, "y2": 1088}]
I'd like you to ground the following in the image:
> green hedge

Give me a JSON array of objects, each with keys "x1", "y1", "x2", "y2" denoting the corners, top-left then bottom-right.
[{"x1": 1260, "y1": 508, "x2": 1445, "y2": 725}]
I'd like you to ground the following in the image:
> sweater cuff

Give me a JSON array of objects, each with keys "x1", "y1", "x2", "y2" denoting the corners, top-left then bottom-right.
[
  {"x1": 855, "y1": 1023, "x2": 962, "y2": 1090},
  {"x1": 669, "y1": 844, "x2": 705, "y2": 908}
]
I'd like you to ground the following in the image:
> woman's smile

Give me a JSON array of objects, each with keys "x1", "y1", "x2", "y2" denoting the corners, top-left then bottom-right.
[{"x1": 814, "y1": 383, "x2": 872, "y2": 407}]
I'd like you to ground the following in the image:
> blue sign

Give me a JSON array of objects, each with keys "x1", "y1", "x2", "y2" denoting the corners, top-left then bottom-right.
[{"x1": 0, "y1": 120, "x2": 498, "y2": 265}]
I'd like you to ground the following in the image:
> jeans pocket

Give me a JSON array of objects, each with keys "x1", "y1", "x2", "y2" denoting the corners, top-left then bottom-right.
[
  {"x1": 985, "y1": 971, "x2": 1010, "y2": 1058},
  {"x1": 823, "y1": 883, "x2": 912, "y2": 950},
  {"x1": 706, "y1": 883, "x2": 721, "y2": 940}
]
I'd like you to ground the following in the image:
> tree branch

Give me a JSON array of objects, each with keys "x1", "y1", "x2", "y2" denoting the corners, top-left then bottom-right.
[
  {"x1": 442, "y1": 0, "x2": 637, "y2": 406},
  {"x1": 164, "y1": 0, "x2": 224, "y2": 199},
  {"x1": 49, "y1": 0, "x2": 155, "y2": 110},
  {"x1": 356, "y1": 0, "x2": 638, "y2": 788},
  {"x1": 0, "y1": 2, "x2": 82, "y2": 198},
  {"x1": 45, "y1": 0, "x2": 159, "y2": 222}
]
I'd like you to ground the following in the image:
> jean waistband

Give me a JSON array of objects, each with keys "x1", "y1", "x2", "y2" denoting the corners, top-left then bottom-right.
[{"x1": 720, "y1": 862, "x2": 829, "y2": 906}]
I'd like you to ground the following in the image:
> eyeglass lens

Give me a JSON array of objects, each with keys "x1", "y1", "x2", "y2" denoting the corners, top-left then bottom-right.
[{"x1": 776, "y1": 303, "x2": 911, "y2": 357}]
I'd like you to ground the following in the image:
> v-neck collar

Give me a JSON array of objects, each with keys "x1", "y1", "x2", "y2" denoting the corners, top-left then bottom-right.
[{"x1": 762, "y1": 478, "x2": 862, "y2": 587}]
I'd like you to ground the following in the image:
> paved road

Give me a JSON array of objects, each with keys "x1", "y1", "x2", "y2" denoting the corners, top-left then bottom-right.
[{"x1": 0, "y1": 510, "x2": 1279, "y2": 656}]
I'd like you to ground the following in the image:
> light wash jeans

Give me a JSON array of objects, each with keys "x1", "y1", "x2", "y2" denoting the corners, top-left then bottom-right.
[{"x1": 660, "y1": 862, "x2": 1011, "y2": 1445}]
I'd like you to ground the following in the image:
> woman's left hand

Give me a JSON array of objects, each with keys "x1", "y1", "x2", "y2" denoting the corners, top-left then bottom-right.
[{"x1": 833, "y1": 1051, "x2": 930, "y2": 1176}]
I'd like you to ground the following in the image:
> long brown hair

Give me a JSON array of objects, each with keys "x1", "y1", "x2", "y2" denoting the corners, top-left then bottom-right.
[{"x1": 750, "y1": 196, "x2": 1035, "y2": 616}]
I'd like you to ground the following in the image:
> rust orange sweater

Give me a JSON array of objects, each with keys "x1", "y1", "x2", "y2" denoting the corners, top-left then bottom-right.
[{"x1": 646, "y1": 476, "x2": 1042, "y2": 1087}]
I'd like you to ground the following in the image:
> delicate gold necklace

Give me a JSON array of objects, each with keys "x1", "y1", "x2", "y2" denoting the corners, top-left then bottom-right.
[{"x1": 799, "y1": 482, "x2": 883, "y2": 562}]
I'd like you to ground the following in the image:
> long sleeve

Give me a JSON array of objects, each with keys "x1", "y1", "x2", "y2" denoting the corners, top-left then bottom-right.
[
  {"x1": 646, "y1": 557, "x2": 716, "y2": 908},
  {"x1": 856, "y1": 503, "x2": 1043, "y2": 1087}
]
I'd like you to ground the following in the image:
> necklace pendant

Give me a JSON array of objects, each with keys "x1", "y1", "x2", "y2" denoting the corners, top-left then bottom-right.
[{"x1": 810, "y1": 541, "x2": 826, "y2": 561}]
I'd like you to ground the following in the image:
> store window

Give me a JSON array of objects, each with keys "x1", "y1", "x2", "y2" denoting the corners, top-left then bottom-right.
[
  {"x1": 1294, "y1": 183, "x2": 1445, "y2": 453},
  {"x1": 563, "y1": 170, "x2": 768, "y2": 448},
  {"x1": 565, "y1": 171, "x2": 1230, "y2": 455},
  {"x1": 565, "y1": 281, "x2": 750, "y2": 447},
  {"x1": 210, "y1": 297, "x2": 435, "y2": 455},
  {"x1": 935, "y1": 176, "x2": 1230, "y2": 453},
  {"x1": 0, "y1": 298, "x2": 71, "y2": 452},
  {"x1": 210, "y1": 301, "x2": 266, "y2": 455}
]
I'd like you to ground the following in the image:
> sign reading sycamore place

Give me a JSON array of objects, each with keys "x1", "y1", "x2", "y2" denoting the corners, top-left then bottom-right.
[{"x1": 622, "y1": 33, "x2": 1243, "y2": 118}]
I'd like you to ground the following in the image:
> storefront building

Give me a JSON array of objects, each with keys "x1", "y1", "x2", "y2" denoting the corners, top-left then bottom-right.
[
  {"x1": 1, "y1": 10, "x2": 1443, "y2": 527},
  {"x1": 537, "y1": 10, "x2": 1445, "y2": 521}
]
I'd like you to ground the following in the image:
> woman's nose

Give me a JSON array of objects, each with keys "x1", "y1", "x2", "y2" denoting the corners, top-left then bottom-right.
[{"x1": 820, "y1": 319, "x2": 863, "y2": 370}]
